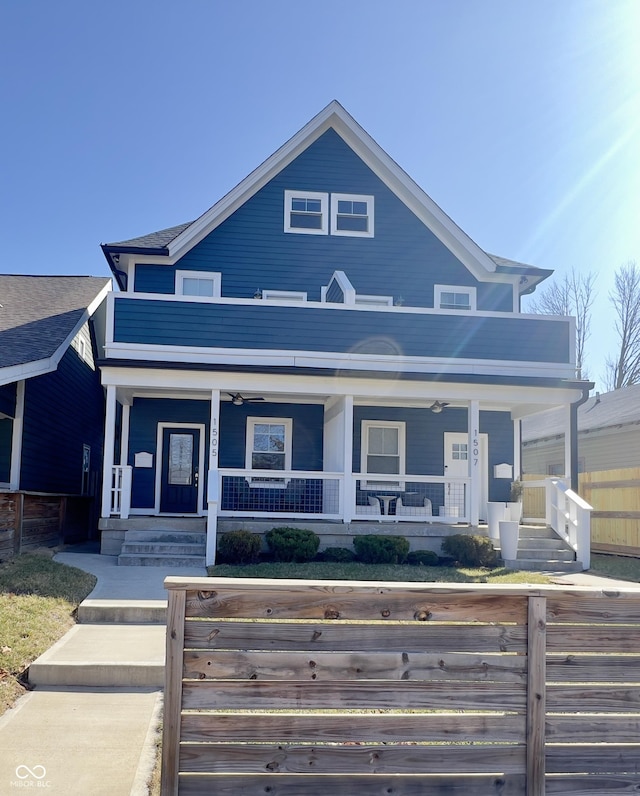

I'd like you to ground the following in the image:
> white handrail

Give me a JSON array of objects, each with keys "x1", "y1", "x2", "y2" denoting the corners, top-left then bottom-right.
[
  {"x1": 546, "y1": 478, "x2": 592, "y2": 569},
  {"x1": 110, "y1": 465, "x2": 132, "y2": 519}
]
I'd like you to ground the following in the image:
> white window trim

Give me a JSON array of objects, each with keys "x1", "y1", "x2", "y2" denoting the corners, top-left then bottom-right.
[
  {"x1": 434, "y1": 284, "x2": 477, "y2": 311},
  {"x1": 284, "y1": 190, "x2": 328, "y2": 235},
  {"x1": 262, "y1": 290, "x2": 308, "y2": 302},
  {"x1": 175, "y1": 270, "x2": 222, "y2": 300},
  {"x1": 355, "y1": 294, "x2": 393, "y2": 307},
  {"x1": 331, "y1": 193, "x2": 374, "y2": 238},
  {"x1": 246, "y1": 417, "x2": 293, "y2": 488},
  {"x1": 361, "y1": 420, "x2": 406, "y2": 491}
]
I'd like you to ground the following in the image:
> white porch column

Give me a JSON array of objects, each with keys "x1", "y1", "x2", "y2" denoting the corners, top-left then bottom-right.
[
  {"x1": 513, "y1": 418, "x2": 522, "y2": 480},
  {"x1": 9, "y1": 380, "x2": 25, "y2": 490},
  {"x1": 101, "y1": 385, "x2": 117, "y2": 518},
  {"x1": 120, "y1": 402, "x2": 131, "y2": 466},
  {"x1": 206, "y1": 389, "x2": 220, "y2": 566},
  {"x1": 468, "y1": 400, "x2": 480, "y2": 527},
  {"x1": 342, "y1": 396, "x2": 354, "y2": 522}
]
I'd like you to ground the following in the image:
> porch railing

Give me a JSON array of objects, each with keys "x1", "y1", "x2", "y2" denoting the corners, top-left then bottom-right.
[
  {"x1": 524, "y1": 477, "x2": 592, "y2": 569},
  {"x1": 110, "y1": 465, "x2": 132, "y2": 519}
]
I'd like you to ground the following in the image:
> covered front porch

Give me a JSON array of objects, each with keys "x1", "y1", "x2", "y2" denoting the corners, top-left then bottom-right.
[{"x1": 98, "y1": 366, "x2": 587, "y2": 565}]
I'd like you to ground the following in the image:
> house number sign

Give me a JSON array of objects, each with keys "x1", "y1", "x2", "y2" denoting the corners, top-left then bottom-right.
[
  {"x1": 210, "y1": 418, "x2": 218, "y2": 460},
  {"x1": 472, "y1": 428, "x2": 479, "y2": 468}
]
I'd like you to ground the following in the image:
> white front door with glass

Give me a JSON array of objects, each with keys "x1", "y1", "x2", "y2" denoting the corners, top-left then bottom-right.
[{"x1": 443, "y1": 432, "x2": 488, "y2": 521}]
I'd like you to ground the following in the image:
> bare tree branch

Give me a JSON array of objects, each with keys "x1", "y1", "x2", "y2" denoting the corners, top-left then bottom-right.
[
  {"x1": 527, "y1": 267, "x2": 597, "y2": 379},
  {"x1": 604, "y1": 261, "x2": 640, "y2": 389}
]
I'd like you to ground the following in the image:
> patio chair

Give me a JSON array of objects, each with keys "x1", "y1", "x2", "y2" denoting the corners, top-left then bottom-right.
[
  {"x1": 395, "y1": 497, "x2": 432, "y2": 517},
  {"x1": 355, "y1": 496, "x2": 381, "y2": 515}
]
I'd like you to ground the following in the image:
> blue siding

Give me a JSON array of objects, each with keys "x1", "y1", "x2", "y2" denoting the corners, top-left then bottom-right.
[
  {"x1": 114, "y1": 298, "x2": 572, "y2": 364},
  {"x1": 0, "y1": 418, "x2": 12, "y2": 481},
  {"x1": 353, "y1": 407, "x2": 513, "y2": 502},
  {"x1": 218, "y1": 402, "x2": 324, "y2": 469},
  {"x1": 133, "y1": 129, "x2": 514, "y2": 312},
  {"x1": 326, "y1": 279, "x2": 344, "y2": 303},
  {"x1": 128, "y1": 398, "x2": 210, "y2": 509},
  {"x1": 20, "y1": 347, "x2": 104, "y2": 494},
  {"x1": 0, "y1": 383, "x2": 16, "y2": 417}
]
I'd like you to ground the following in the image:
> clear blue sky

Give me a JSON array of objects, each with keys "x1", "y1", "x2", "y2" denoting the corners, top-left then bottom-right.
[{"x1": 2, "y1": 0, "x2": 639, "y2": 389}]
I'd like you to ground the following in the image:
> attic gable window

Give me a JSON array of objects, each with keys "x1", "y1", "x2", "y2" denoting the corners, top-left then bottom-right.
[
  {"x1": 434, "y1": 285, "x2": 476, "y2": 312},
  {"x1": 176, "y1": 270, "x2": 221, "y2": 300},
  {"x1": 331, "y1": 193, "x2": 374, "y2": 237},
  {"x1": 284, "y1": 190, "x2": 328, "y2": 235}
]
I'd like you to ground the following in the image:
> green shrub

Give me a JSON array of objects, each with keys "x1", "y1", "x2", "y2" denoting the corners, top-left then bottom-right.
[
  {"x1": 217, "y1": 530, "x2": 262, "y2": 564},
  {"x1": 407, "y1": 549, "x2": 440, "y2": 567},
  {"x1": 265, "y1": 527, "x2": 320, "y2": 563},
  {"x1": 353, "y1": 534, "x2": 410, "y2": 565},
  {"x1": 319, "y1": 546, "x2": 357, "y2": 563},
  {"x1": 441, "y1": 534, "x2": 499, "y2": 567}
]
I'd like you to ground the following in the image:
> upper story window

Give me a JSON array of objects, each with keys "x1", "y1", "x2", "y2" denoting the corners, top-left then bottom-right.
[
  {"x1": 354, "y1": 294, "x2": 393, "y2": 307},
  {"x1": 176, "y1": 270, "x2": 221, "y2": 300},
  {"x1": 331, "y1": 193, "x2": 374, "y2": 237},
  {"x1": 434, "y1": 284, "x2": 476, "y2": 311},
  {"x1": 284, "y1": 190, "x2": 328, "y2": 235}
]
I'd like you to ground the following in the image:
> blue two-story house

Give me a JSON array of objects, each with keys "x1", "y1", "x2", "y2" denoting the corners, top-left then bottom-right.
[{"x1": 98, "y1": 102, "x2": 590, "y2": 565}]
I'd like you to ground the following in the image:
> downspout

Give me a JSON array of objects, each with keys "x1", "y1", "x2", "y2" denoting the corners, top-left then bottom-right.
[{"x1": 569, "y1": 384, "x2": 592, "y2": 492}]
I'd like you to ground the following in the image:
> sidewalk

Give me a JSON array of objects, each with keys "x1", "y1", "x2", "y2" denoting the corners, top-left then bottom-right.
[{"x1": 0, "y1": 551, "x2": 206, "y2": 796}]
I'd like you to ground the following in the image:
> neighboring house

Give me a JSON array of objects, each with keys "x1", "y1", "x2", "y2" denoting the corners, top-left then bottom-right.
[
  {"x1": 0, "y1": 275, "x2": 112, "y2": 557},
  {"x1": 522, "y1": 385, "x2": 640, "y2": 475},
  {"x1": 97, "y1": 101, "x2": 591, "y2": 565}
]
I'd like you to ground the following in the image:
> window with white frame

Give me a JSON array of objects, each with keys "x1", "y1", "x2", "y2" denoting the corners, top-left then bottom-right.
[
  {"x1": 261, "y1": 290, "x2": 308, "y2": 302},
  {"x1": 284, "y1": 191, "x2": 328, "y2": 234},
  {"x1": 331, "y1": 193, "x2": 374, "y2": 237},
  {"x1": 246, "y1": 417, "x2": 293, "y2": 487},
  {"x1": 176, "y1": 270, "x2": 221, "y2": 299},
  {"x1": 361, "y1": 420, "x2": 405, "y2": 490},
  {"x1": 434, "y1": 284, "x2": 476, "y2": 311}
]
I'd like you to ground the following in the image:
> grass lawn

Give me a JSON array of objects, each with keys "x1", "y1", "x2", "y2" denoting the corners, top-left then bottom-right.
[
  {"x1": 590, "y1": 552, "x2": 640, "y2": 583},
  {"x1": 0, "y1": 553, "x2": 96, "y2": 716},
  {"x1": 208, "y1": 559, "x2": 553, "y2": 584}
]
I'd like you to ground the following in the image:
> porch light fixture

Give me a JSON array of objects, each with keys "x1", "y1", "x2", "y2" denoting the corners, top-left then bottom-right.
[{"x1": 430, "y1": 400, "x2": 449, "y2": 414}]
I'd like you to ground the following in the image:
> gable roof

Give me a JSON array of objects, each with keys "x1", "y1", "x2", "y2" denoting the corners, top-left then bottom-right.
[
  {"x1": 0, "y1": 275, "x2": 111, "y2": 385},
  {"x1": 522, "y1": 384, "x2": 640, "y2": 442},
  {"x1": 102, "y1": 101, "x2": 552, "y2": 292}
]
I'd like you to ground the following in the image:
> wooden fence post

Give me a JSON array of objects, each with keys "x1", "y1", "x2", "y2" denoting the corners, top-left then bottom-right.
[
  {"x1": 161, "y1": 587, "x2": 186, "y2": 796},
  {"x1": 527, "y1": 595, "x2": 547, "y2": 794}
]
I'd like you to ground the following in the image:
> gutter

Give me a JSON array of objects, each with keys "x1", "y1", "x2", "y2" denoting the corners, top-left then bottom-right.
[{"x1": 570, "y1": 382, "x2": 594, "y2": 492}]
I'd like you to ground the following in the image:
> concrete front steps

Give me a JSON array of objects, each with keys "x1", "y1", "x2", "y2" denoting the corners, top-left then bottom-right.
[
  {"x1": 28, "y1": 600, "x2": 166, "y2": 688},
  {"x1": 118, "y1": 529, "x2": 206, "y2": 567},
  {"x1": 502, "y1": 524, "x2": 583, "y2": 573}
]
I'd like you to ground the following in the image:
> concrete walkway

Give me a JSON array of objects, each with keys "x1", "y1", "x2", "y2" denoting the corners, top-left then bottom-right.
[{"x1": 0, "y1": 551, "x2": 206, "y2": 796}]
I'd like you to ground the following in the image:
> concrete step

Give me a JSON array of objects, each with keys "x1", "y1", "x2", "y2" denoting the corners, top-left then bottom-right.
[
  {"x1": 120, "y1": 542, "x2": 206, "y2": 556},
  {"x1": 123, "y1": 530, "x2": 206, "y2": 544},
  {"x1": 118, "y1": 553, "x2": 206, "y2": 567},
  {"x1": 78, "y1": 599, "x2": 167, "y2": 624},
  {"x1": 504, "y1": 558, "x2": 584, "y2": 573},
  {"x1": 28, "y1": 624, "x2": 165, "y2": 687},
  {"x1": 518, "y1": 537, "x2": 573, "y2": 551},
  {"x1": 517, "y1": 548, "x2": 576, "y2": 562}
]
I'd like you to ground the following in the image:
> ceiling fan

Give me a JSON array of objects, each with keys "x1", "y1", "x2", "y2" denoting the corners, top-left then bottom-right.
[
  {"x1": 430, "y1": 400, "x2": 449, "y2": 414},
  {"x1": 227, "y1": 392, "x2": 265, "y2": 406}
]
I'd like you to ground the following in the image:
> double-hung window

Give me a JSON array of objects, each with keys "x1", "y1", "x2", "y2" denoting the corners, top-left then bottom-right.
[
  {"x1": 331, "y1": 193, "x2": 374, "y2": 237},
  {"x1": 246, "y1": 417, "x2": 292, "y2": 487},
  {"x1": 284, "y1": 191, "x2": 328, "y2": 234},
  {"x1": 176, "y1": 270, "x2": 221, "y2": 299},
  {"x1": 435, "y1": 284, "x2": 476, "y2": 311},
  {"x1": 361, "y1": 420, "x2": 405, "y2": 490}
]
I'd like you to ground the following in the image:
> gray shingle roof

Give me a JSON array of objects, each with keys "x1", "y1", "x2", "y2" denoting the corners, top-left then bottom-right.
[
  {"x1": 522, "y1": 384, "x2": 640, "y2": 441},
  {"x1": 0, "y1": 275, "x2": 111, "y2": 370},
  {"x1": 105, "y1": 222, "x2": 193, "y2": 250}
]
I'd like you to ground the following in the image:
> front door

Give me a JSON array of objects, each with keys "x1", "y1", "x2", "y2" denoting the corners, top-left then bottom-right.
[
  {"x1": 160, "y1": 427, "x2": 200, "y2": 513},
  {"x1": 444, "y1": 432, "x2": 488, "y2": 520}
]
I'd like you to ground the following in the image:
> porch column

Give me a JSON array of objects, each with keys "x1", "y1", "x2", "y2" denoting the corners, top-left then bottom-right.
[
  {"x1": 9, "y1": 380, "x2": 25, "y2": 490},
  {"x1": 342, "y1": 396, "x2": 354, "y2": 522},
  {"x1": 513, "y1": 418, "x2": 522, "y2": 480},
  {"x1": 101, "y1": 385, "x2": 117, "y2": 518},
  {"x1": 120, "y1": 402, "x2": 131, "y2": 466},
  {"x1": 206, "y1": 389, "x2": 220, "y2": 566},
  {"x1": 468, "y1": 400, "x2": 480, "y2": 527}
]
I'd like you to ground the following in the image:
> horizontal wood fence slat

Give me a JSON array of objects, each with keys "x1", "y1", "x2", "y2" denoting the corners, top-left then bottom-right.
[{"x1": 162, "y1": 578, "x2": 640, "y2": 795}]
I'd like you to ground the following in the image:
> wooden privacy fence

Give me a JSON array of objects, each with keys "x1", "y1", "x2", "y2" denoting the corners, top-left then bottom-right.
[{"x1": 162, "y1": 577, "x2": 640, "y2": 795}]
